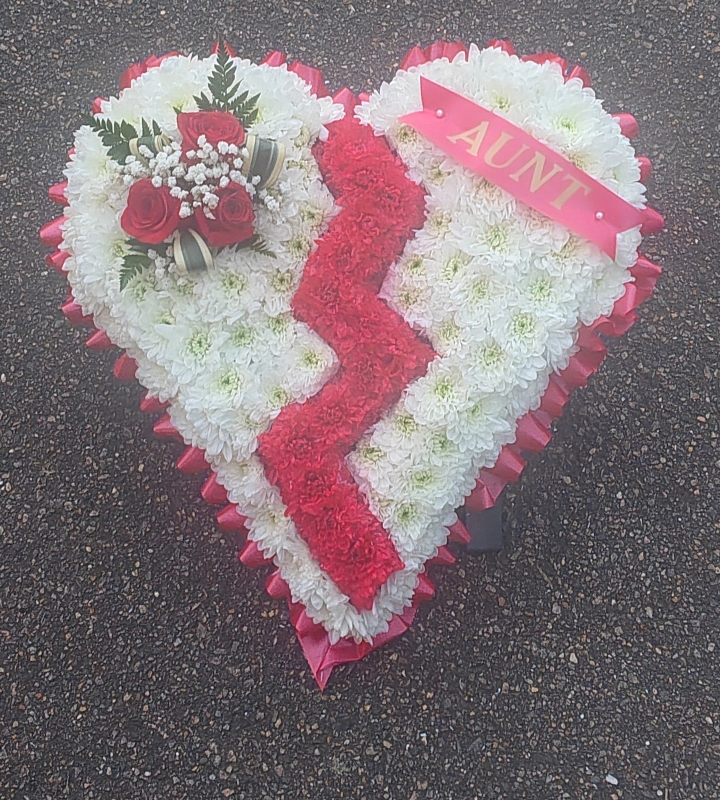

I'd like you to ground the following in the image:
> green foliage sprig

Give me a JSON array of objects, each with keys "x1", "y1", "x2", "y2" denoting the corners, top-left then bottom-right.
[
  {"x1": 84, "y1": 116, "x2": 162, "y2": 164},
  {"x1": 250, "y1": 237, "x2": 276, "y2": 258},
  {"x1": 193, "y1": 40, "x2": 260, "y2": 126},
  {"x1": 231, "y1": 234, "x2": 276, "y2": 259},
  {"x1": 120, "y1": 239, "x2": 154, "y2": 290}
]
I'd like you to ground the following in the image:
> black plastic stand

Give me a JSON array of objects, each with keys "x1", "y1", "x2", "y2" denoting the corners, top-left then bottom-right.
[{"x1": 461, "y1": 492, "x2": 504, "y2": 554}]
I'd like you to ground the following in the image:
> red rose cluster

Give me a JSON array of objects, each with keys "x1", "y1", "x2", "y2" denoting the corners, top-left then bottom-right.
[
  {"x1": 258, "y1": 113, "x2": 435, "y2": 610},
  {"x1": 120, "y1": 110, "x2": 255, "y2": 249}
]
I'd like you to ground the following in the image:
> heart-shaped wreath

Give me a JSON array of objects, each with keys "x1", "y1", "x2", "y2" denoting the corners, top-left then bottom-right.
[{"x1": 41, "y1": 40, "x2": 663, "y2": 687}]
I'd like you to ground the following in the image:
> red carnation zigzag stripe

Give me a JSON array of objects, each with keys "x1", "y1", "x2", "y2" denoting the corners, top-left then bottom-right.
[{"x1": 256, "y1": 92, "x2": 435, "y2": 610}]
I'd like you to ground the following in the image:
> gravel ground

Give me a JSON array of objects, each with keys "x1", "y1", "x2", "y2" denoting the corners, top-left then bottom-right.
[{"x1": 1, "y1": 1, "x2": 719, "y2": 798}]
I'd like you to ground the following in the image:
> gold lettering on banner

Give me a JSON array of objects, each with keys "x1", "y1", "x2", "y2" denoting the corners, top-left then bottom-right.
[
  {"x1": 442, "y1": 110, "x2": 593, "y2": 214},
  {"x1": 509, "y1": 152, "x2": 564, "y2": 193},
  {"x1": 483, "y1": 133, "x2": 529, "y2": 169},
  {"x1": 447, "y1": 122, "x2": 489, "y2": 157},
  {"x1": 550, "y1": 175, "x2": 592, "y2": 209}
]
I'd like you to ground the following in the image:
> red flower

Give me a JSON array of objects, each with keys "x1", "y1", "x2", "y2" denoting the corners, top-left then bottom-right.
[
  {"x1": 256, "y1": 113, "x2": 431, "y2": 611},
  {"x1": 286, "y1": 435, "x2": 316, "y2": 463},
  {"x1": 120, "y1": 179, "x2": 181, "y2": 245},
  {"x1": 119, "y1": 52, "x2": 180, "y2": 91},
  {"x1": 177, "y1": 111, "x2": 245, "y2": 154},
  {"x1": 288, "y1": 464, "x2": 341, "y2": 516},
  {"x1": 193, "y1": 184, "x2": 255, "y2": 247}
]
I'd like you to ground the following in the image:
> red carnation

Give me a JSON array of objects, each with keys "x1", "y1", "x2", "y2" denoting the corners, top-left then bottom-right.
[
  {"x1": 193, "y1": 184, "x2": 255, "y2": 247},
  {"x1": 254, "y1": 114, "x2": 430, "y2": 614},
  {"x1": 120, "y1": 179, "x2": 181, "y2": 245},
  {"x1": 120, "y1": 53, "x2": 180, "y2": 91},
  {"x1": 177, "y1": 111, "x2": 245, "y2": 155},
  {"x1": 290, "y1": 466, "x2": 339, "y2": 516}
]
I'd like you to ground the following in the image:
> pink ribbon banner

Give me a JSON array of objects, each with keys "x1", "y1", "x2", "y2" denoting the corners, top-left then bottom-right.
[{"x1": 400, "y1": 78, "x2": 645, "y2": 260}]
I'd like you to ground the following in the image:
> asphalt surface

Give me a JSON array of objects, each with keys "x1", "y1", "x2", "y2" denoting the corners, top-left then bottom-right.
[{"x1": 1, "y1": 1, "x2": 719, "y2": 798}]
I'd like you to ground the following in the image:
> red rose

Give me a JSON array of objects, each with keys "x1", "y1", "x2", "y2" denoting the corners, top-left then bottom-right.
[
  {"x1": 177, "y1": 111, "x2": 245, "y2": 154},
  {"x1": 120, "y1": 179, "x2": 181, "y2": 245},
  {"x1": 193, "y1": 184, "x2": 254, "y2": 247},
  {"x1": 119, "y1": 52, "x2": 180, "y2": 91}
]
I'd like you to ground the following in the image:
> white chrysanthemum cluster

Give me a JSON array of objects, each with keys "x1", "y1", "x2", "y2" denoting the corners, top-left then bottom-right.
[
  {"x1": 60, "y1": 47, "x2": 649, "y2": 646},
  {"x1": 344, "y1": 43, "x2": 648, "y2": 633}
]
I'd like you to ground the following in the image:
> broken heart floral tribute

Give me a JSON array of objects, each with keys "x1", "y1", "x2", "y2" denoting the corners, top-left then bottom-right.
[{"x1": 41, "y1": 40, "x2": 663, "y2": 687}]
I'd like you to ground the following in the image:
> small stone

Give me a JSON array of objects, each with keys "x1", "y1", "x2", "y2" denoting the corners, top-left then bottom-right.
[
  {"x1": 606, "y1": 774, "x2": 619, "y2": 786},
  {"x1": 569, "y1": 652, "x2": 578, "y2": 664}
]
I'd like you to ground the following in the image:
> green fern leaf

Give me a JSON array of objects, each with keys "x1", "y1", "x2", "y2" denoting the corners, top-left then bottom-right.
[
  {"x1": 108, "y1": 142, "x2": 132, "y2": 162},
  {"x1": 120, "y1": 120, "x2": 137, "y2": 140},
  {"x1": 127, "y1": 238, "x2": 152, "y2": 254},
  {"x1": 85, "y1": 115, "x2": 167, "y2": 164},
  {"x1": 193, "y1": 91, "x2": 215, "y2": 111},
  {"x1": 119, "y1": 240, "x2": 153, "y2": 290},
  {"x1": 250, "y1": 236, "x2": 276, "y2": 258},
  {"x1": 182, "y1": 40, "x2": 262, "y2": 123}
]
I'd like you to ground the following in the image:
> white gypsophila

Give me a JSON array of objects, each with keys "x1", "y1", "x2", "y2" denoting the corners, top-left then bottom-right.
[
  {"x1": 346, "y1": 43, "x2": 650, "y2": 635},
  {"x1": 60, "y1": 45, "x2": 650, "y2": 646}
]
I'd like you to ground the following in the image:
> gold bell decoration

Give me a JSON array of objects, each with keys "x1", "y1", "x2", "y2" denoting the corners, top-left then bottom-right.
[
  {"x1": 128, "y1": 133, "x2": 172, "y2": 160},
  {"x1": 241, "y1": 135, "x2": 285, "y2": 190},
  {"x1": 173, "y1": 229, "x2": 214, "y2": 275}
]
